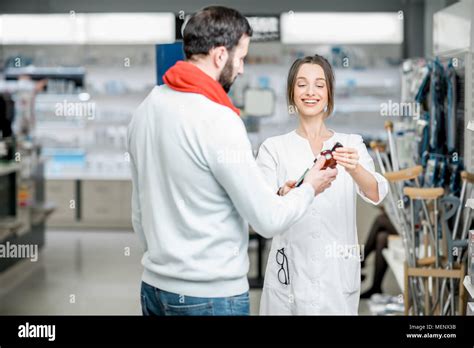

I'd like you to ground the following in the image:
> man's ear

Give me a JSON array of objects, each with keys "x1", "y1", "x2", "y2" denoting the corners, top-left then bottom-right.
[{"x1": 210, "y1": 46, "x2": 228, "y2": 70}]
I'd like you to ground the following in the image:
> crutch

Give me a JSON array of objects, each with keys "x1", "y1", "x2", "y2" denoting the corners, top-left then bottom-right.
[
  {"x1": 440, "y1": 171, "x2": 474, "y2": 315},
  {"x1": 384, "y1": 166, "x2": 425, "y2": 314},
  {"x1": 384, "y1": 121, "x2": 434, "y2": 248},
  {"x1": 380, "y1": 122, "x2": 431, "y2": 313},
  {"x1": 385, "y1": 119, "x2": 434, "y2": 229},
  {"x1": 439, "y1": 196, "x2": 461, "y2": 315},
  {"x1": 451, "y1": 171, "x2": 472, "y2": 240},
  {"x1": 385, "y1": 121, "x2": 400, "y2": 172},
  {"x1": 371, "y1": 141, "x2": 422, "y2": 312},
  {"x1": 455, "y1": 172, "x2": 474, "y2": 257},
  {"x1": 386, "y1": 167, "x2": 443, "y2": 314},
  {"x1": 404, "y1": 187, "x2": 444, "y2": 315},
  {"x1": 370, "y1": 141, "x2": 393, "y2": 175}
]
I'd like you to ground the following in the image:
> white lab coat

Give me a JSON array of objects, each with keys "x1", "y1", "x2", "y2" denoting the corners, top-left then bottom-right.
[{"x1": 256, "y1": 130, "x2": 389, "y2": 315}]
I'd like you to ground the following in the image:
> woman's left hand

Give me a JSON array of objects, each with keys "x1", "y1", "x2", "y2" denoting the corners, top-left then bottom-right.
[{"x1": 333, "y1": 147, "x2": 360, "y2": 174}]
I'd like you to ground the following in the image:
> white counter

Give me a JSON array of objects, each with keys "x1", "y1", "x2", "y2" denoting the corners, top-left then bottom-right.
[
  {"x1": 0, "y1": 162, "x2": 20, "y2": 176},
  {"x1": 46, "y1": 170, "x2": 131, "y2": 181}
]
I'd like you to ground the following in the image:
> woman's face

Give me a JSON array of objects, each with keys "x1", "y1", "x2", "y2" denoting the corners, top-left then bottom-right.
[{"x1": 293, "y1": 63, "x2": 328, "y2": 117}]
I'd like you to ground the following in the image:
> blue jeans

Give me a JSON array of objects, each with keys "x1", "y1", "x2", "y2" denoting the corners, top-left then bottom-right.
[{"x1": 140, "y1": 281, "x2": 250, "y2": 316}]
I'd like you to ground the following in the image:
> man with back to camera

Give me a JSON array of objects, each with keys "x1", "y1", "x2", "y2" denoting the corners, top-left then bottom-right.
[{"x1": 127, "y1": 6, "x2": 337, "y2": 316}]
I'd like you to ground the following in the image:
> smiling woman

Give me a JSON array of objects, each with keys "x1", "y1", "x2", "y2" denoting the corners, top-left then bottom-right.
[
  {"x1": 256, "y1": 54, "x2": 389, "y2": 315},
  {"x1": 287, "y1": 55, "x2": 335, "y2": 117}
]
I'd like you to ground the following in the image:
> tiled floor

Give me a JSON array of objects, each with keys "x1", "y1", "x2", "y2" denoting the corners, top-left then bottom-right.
[
  {"x1": 0, "y1": 228, "x2": 400, "y2": 315},
  {"x1": 0, "y1": 229, "x2": 265, "y2": 315},
  {"x1": 0, "y1": 230, "x2": 142, "y2": 314}
]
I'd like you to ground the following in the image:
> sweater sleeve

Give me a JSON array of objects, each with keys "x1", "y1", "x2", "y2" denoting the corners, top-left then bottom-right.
[
  {"x1": 127, "y1": 126, "x2": 148, "y2": 252},
  {"x1": 255, "y1": 140, "x2": 279, "y2": 192},
  {"x1": 205, "y1": 114, "x2": 315, "y2": 239}
]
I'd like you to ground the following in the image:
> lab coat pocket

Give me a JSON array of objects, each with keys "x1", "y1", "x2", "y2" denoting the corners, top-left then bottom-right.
[{"x1": 339, "y1": 256, "x2": 361, "y2": 294}]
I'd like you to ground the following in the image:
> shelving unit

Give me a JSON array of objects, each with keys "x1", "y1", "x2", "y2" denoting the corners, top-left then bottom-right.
[{"x1": 46, "y1": 178, "x2": 132, "y2": 229}]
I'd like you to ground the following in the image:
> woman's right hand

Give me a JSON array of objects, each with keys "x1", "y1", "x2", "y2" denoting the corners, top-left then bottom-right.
[{"x1": 304, "y1": 156, "x2": 338, "y2": 195}]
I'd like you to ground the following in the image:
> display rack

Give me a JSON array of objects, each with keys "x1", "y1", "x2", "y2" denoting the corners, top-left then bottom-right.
[
  {"x1": 0, "y1": 79, "x2": 55, "y2": 273},
  {"x1": 379, "y1": 0, "x2": 474, "y2": 316}
]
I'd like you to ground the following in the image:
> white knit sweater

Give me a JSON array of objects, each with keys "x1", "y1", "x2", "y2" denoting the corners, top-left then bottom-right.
[{"x1": 127, "y1": 84, "x2": 315, "y2": 297}]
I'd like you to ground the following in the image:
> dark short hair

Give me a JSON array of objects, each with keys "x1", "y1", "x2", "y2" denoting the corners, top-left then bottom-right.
[
  {"x1": 183, "y1": 6, "x2": 253, "y2": 59},
  {"x1": 287, "y1": 55, "x2": 335, "y2": 117}
]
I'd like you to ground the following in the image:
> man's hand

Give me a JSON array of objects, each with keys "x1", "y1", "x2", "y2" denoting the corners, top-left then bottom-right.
[
  {"x1": 277, "y1": 180, "x2": 297, "y2": 196},
  {"x1": 304, "y1": 156, "x2": 338, "y2": 195}
]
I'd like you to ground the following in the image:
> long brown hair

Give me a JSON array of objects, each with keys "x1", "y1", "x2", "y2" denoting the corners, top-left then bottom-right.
[{"x1": 286, "y1": 54, "x2": 335, "y2": 117}]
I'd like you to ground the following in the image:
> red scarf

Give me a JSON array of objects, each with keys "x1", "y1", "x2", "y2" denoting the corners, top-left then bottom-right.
[{"x1": 163, "y1": 61, "x2": 240, "y2": 116}]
